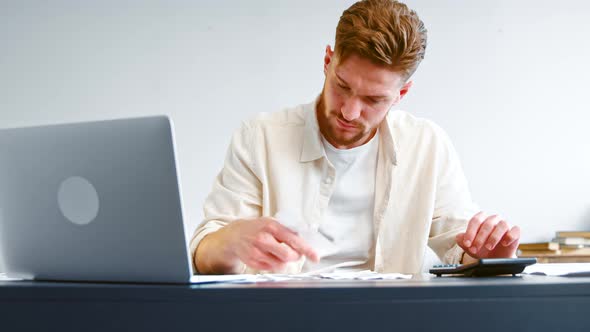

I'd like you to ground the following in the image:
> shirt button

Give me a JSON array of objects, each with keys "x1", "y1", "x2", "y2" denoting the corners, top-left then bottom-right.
[{"x1": 324, "y1": 177, "x2": 333, "y2": 184}]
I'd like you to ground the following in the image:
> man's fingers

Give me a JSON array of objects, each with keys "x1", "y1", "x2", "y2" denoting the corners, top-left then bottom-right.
[
  {"x1": 501, "y1": 226, "x2": 521, "y2": 246},
  {"x1": 463, "y1": 211, "x2": 486, "y2": 248},
  {"x1": 250, "y1": 228, "x2": 301, "y2": 263},
  {"x1": 455, "y1": 233, "x2": 465, "y2": 245},
  {"x1": 455, "y1": 233, "x2": 467, "y2": 250},
  {"x1": 248, "y1": 246, "x2": 286, "y2": 271},
  {"x1": 240, "y1": 246, "x2": 273, "y2": 271},
  {"x1": 484, "y1": 220, "x2": 509, "y2": 250},
  {"x1": 267, "y1": 222, "x2": 319, "y2": 262},
  {"x1": 472, "y1": 215, "x2": 502, "y2": 253},
  {"x1": 457, "y1": 212, "x2": 521, "y2": 259},
  {"x1": 260, "y1": 241, "x2": 301, "y2": 263},
  {"x1": 248, "y1": 258, "x2": 274, "y2": 271}
]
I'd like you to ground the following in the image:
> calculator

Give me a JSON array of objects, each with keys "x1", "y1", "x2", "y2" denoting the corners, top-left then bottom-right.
[{"x1": 429, "y1": 258, "x2": 537, "y2": 277}]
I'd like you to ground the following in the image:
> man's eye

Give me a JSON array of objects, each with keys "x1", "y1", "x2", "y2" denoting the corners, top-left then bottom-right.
[{"x1": 337, "y1": 83, "x2": 349, "y2": 90}]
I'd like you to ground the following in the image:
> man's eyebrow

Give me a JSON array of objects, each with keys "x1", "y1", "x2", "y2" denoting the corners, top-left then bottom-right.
[
  {"x1": 368, "y1": 95, "x2": 389, "y2": 100},
  {"x1": 335, "y1": 73, "x2": 390, "y2": 100},
  {"x1": 335, "y1": 73, "x2": 349, "y2": 86}
]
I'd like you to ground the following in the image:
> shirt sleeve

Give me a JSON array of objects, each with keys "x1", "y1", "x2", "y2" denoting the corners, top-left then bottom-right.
[
  {"x1": 427, "y1": 124, "x2": 479, "y2": 265},
  {"x1": 189, "y1": 121, "x2": 263, "y2": 274}
]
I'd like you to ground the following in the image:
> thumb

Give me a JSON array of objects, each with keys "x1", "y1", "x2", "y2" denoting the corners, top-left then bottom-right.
[{"x1": 455, "y1": 233, "x2": 466, "y2": 250}]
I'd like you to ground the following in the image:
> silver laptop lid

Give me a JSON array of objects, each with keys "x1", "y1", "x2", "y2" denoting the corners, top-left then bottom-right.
[{"x1": 0, "y1": 116, "x2": 192, "y2": 283}]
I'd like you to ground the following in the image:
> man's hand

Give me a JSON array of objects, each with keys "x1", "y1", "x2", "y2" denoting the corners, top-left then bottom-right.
[
  {"x1": 195, "y1": 217, "x2": 319, "y2": 274},
  {"x1": 455, "y1": 211, "x2": 521, "y2": 260}
]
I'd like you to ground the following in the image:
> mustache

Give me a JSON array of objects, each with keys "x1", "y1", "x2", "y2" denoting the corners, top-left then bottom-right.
[{"x1": 334, "y1": 114, "x2": 361, "y2": 128}]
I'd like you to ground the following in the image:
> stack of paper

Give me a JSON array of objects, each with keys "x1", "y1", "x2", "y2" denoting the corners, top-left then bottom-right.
[
  {"x1": 523, "y1": 263, "x2": 590, "y2": 276},
  {"x1": 190, "y1": 271, "x2": 412, "y2": 284},
  {"x1": 0, "y1": 273, "x2": 22, "y2": 281}
]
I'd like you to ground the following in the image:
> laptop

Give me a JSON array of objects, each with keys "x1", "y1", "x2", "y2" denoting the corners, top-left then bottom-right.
[{"x1": 0, "y1": 116, "x2": 198, "y2": 283}]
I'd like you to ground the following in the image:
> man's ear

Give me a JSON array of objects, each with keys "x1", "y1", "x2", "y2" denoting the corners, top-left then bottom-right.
[
  {"x1": 324, "y1": 45, "x2": 334, "y2": 76},
  {"x1": 399, "y1": 80, "x2": 413, "y2": 100},
  {"x1": 390, "y1": 80, "x2": 413, "y2": 107}
]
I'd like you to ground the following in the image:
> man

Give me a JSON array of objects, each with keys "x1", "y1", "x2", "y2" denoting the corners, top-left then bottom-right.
[{"x1": 191, "y1": 0, "x2": 521, "y2": 275}]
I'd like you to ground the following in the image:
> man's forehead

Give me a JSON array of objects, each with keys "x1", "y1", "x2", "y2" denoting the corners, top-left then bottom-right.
[
  {"x1": 333, "y1": 54, "x2": 404, "y2": 94},
  {"x1": 334, "y1": 67, "x2": 400, "y2": 98}
]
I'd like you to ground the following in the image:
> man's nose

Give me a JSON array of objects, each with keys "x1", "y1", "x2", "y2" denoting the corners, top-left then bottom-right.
[{"x1": 341, "y1": 97, "x2": 362, "y2": 121}]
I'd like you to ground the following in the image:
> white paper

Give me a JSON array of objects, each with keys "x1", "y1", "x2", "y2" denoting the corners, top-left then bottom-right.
[
  {"x1": 190, "y1": 271, "x2": 411, "y2": 284},
  {"x1": 1, "y1": 272, "x2": 409, "y2": 284},
  {"x1": 189, "y1": 274, "x2": 260, "y2": 284},
  {"x1": 522, "y1": 263, "x2": 590, "y2": 276},
  {"x1": 301, "y1": 260, "x2": 367, "y2": 275},
  {"x1": 316, "y1": 270, "x2": 412, "y2": 280},
  {"x1": 0, "y1": 273, "x2": 22, "y2": 281},
  {"x1": 251, "y1": 272, "x2": 411, "y2": 282}
]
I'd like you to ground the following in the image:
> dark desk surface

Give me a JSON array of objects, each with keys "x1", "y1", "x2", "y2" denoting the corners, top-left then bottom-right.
[{"x1": 2, "y1": 274, "x2": 590, "y2": 332}]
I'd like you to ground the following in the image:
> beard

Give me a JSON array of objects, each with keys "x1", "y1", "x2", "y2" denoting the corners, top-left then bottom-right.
[
  {"x1": 325, "y1": 115, "x2": 368, "y2": 146},
  {"x1": 316, "y1": 94, "x2": 370, "y2": 148}
]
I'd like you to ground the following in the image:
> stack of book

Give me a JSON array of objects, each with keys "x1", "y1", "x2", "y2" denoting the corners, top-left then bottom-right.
[{"x1": 518, "y1": 231, "x2": 590, "y2": 263}]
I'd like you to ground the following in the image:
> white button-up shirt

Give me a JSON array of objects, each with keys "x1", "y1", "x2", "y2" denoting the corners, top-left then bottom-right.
[{"x1": 190, "y1": 100, "x2": 478, "y2": 274}]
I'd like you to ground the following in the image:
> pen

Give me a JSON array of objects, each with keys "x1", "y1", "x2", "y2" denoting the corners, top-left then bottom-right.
[{"x1": 317, "y1": 227, "x2": 335, "y2": 243}]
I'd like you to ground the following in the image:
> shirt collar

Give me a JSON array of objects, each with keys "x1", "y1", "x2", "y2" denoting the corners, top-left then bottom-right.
[
  {"x1": 378, "y1": 112, "x2": 398, "y2": 166},
  {"x1": 300, "y1": 99, "x2": 397, "y2": 165},
  {"x1": 300, "y1": 99, "x2": 325, "y2": 162}
]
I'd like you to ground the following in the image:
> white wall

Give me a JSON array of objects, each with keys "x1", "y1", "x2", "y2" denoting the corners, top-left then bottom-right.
[
  {"x1": 406, "y1": 0, "x2": 590, "y2": 241},
  {"x1": 1, "y1": 0, "x2": 589, "y2": 262}
]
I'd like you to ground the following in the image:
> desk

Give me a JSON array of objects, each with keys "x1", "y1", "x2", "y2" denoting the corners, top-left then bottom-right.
[{"x1": 1, "y1": 274, "x2": 590, "y2": 331}]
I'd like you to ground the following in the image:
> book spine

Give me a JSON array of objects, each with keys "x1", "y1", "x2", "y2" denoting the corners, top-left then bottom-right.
[{"x1": 553, "y1": 237, "x2": 590, "y2": 246}]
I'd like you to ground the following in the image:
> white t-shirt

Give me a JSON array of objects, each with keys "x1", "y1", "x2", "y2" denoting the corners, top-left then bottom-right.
[{"x1": 302, "y1": 131, "x2": 379, "y2": 273}]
